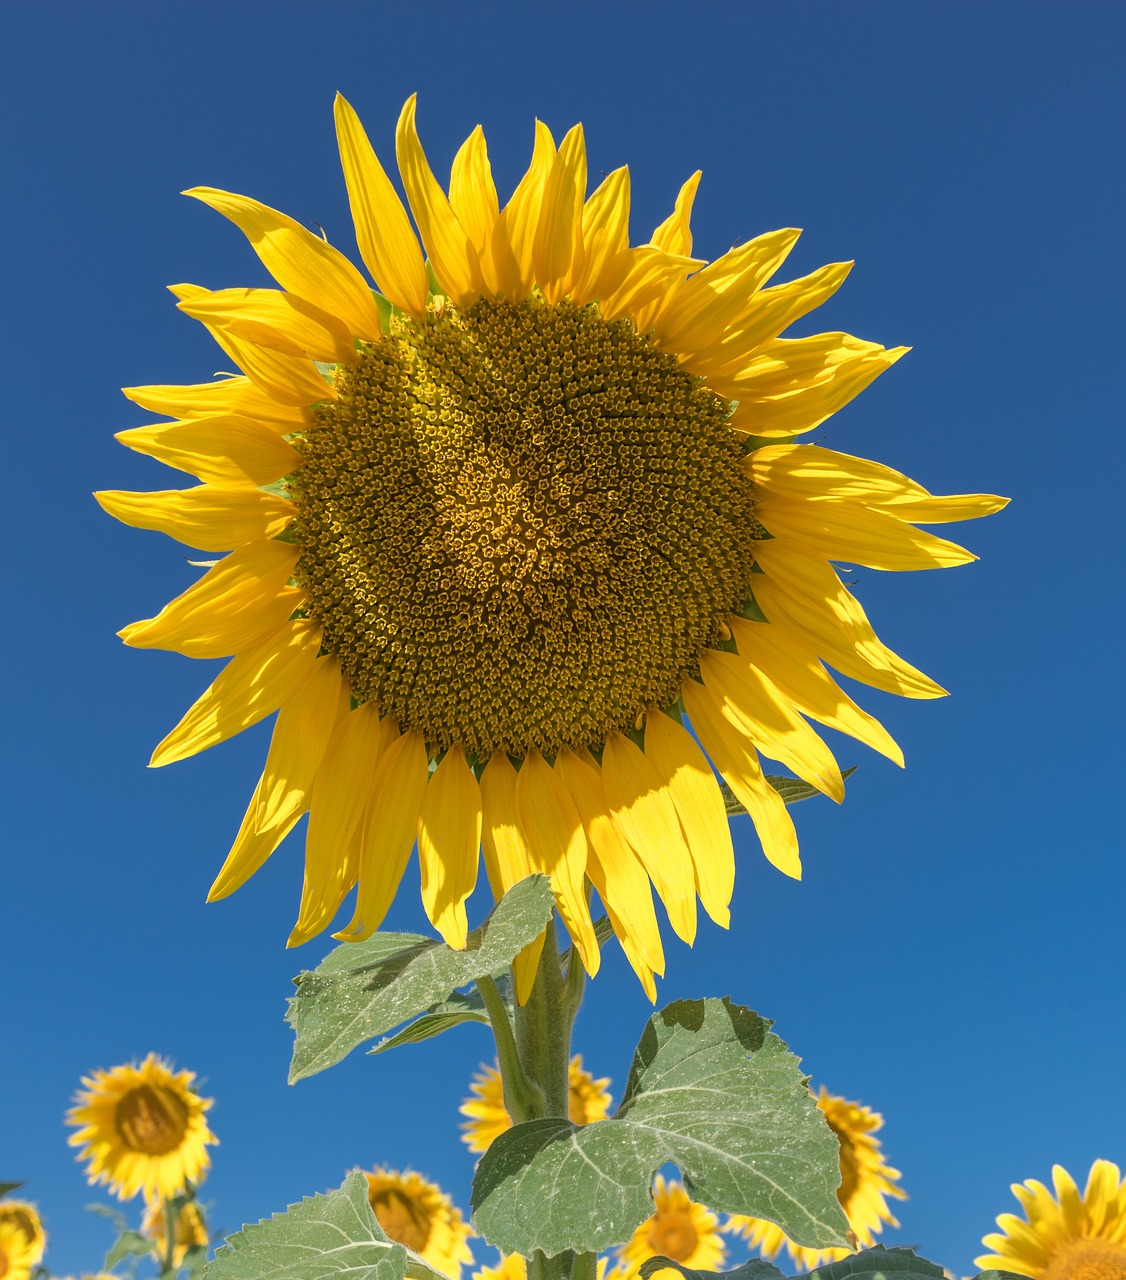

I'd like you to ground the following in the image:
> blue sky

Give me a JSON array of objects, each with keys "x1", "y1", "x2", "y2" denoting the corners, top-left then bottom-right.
[{"x1": 4, "y1": 2, "x2": 1124, "y2": 1275}]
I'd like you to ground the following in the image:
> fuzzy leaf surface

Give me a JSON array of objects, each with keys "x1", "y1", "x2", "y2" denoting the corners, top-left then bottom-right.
[
  {"x1": 806, "y1": 1248, "x2": 948, "y2": 1280},
  {"x1": 288, "y1": 876, "x2": 553, "y2": 1082},
  {"x1": 369, "y1": 990, "x2": 490, "y2": 1055},
  {"x1": 471, "y1": 997, "x2": 848, "y2": 1257},
  {"x1": 204, "y1": 1169, "x2": 443, "y2": 1280},
  {"x1": 640, "y1": 1259, "x2": 784, "y2": 1280}
]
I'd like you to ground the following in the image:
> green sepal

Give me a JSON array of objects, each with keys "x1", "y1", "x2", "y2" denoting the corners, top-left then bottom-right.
[
  {"x1": 287, "y1": 875, "x2": 554, "y2": 1082},
  {"x1": 0, "y1": 1182, "x2": 22, "y2": 1199},
  {"x1": 741, "y1": 432, "x2": 797, "y2": 452},
  {"x1": 470, "y1": 997, "x2": 848, "y2": 1257},
  {"x1": 721, "y1": 766, "x2": 858, "y2": 816}
]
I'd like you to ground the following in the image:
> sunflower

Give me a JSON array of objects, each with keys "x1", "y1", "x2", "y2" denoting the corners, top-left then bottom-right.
[
  {"x1": 142, "y1": 1196, "x2": 209, "y2": 1266},
  {"x1": 727, "y1": 1087, "x2": 905, "y2": 1269},
  {"x1": 0, "y1": 1221, "x2": 37, "y2": 1280},
  {"x1": 976, "y1": 1160, "x2": 1126, "y2": 1280},
  {"x1": 66, "y1": 1054, "x2": 217, "y2": 1201},
  {"x1": 98, "y1": 94, "x2": 1005, "y2": 995},
  {"x1": 613, "y1": 1175, "x2": 726, "y2": 1276},
  {"x1": 0, "y1": 1202, "x2": 45, "y2": 1266},
  {"x1": 461, "y1": 1053, "x2": 612, "y2": 1152},
  {"x1": 363, "y1": 1167, "x2": 474, "y2": 1280}
]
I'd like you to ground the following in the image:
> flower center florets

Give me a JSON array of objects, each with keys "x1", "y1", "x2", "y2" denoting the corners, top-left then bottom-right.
[
  {"x1": 115, "y1": 1083, "x2": 190, "y2": 1155},
  {"x1": 293, "y1": 295, "x2": 758, "y2": 759}
]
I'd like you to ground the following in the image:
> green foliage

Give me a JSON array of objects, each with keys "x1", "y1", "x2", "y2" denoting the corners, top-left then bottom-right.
[
  {"x1": 722, "y1": 768, "x2": 858, "y2": 816},
  {"x1": 0, "y1": 1181, "x2": 22, "y2": 1198},
  {"x1": 640, "y1": 1259, "x2": 784, "y2": 1280},
  {"x1": 369, "y1": 990, "x2": 490, "y2": 1055},
  {"x1": 204, "y1": 1170, "x2": 414, "y2": 1280},
  {"x1": 288, "y1": 876, "x2": 554, "y2": 1082},
  {"x1": 105, "y1": 1229, "x2": 157, "y2": 1267},
  {"x1": 471, "y1": 998, "x2": 848, "y2": 1257}
]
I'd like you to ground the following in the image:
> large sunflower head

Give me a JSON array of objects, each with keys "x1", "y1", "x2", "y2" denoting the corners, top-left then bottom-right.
[
  {"x1": 0, "y1": 1221, "x2": 37, "y2": 1280},
  {"x1": 98, "y1": 95, "x2": 1006, "y2": 991},
  {"x1": 460, "y1": 1053, "x2": 612, "y2": 1153},
  {"x1": 66, "y1": 1054, "x2": 217, "y2": 1202},
  {"x1": 363, "y1": 1167, "x2": 474, "y2": 1280},
  {"x1": 613, "y1": 1174, "x2": 726, "y2": 1276},
  {"x1": 727, "y1": 1086, "x2": 905, "y2": 1269},
  {"x1": 0, "y1": 1203, "x2": 45, "y2": 1267},
  {"x1": 142, "y1": 1196, "x2": 209, "y2": 1266},
  {"x1": 976, "y1": 1160, "x2": 1126, "y2": 1280}
]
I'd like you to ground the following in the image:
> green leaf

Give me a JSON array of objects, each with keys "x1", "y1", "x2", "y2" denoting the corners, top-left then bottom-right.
[
  {"x1": 806, "y1": 1247, "x2": 947, "y2": 1280},
  {"x1": 640, "y1": 1260, "x2": 784, "y2": 1280},
  {"x1": 0, "y1": 1182, "x2": 22, "y2": 1199},
  {"x1": 369, "y1": 989, "x2": 490, "y2": 1055},
  {"x1": 288, "y1": 875, "x2": 554, "y2": 1083},
  {"x1": 721, "y1": 767, "x2": 858, "y2": 816},
  {"x1": 105, "y1": 1230, "x2": 157, "y2": 1267},
  {"x1": 204, "y1": 1169, "x2": 410, "y2": 1280},
  {"x1": 471, "y1": 997, "x2": 848, "y2": 1257},
  {"x1": 182, "y1": 1244, "x2": 211, "y2": 1279}
]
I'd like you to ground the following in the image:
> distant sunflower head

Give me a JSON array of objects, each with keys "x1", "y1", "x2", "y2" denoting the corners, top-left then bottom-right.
[
  {"x1": 615, "y1": 1175, "x2": 726, "y2": 1276},
  {"x1": 0, "y1": 1220, "x2": 37, "y2": 1280},
  {"x1": 0, "y1": 1203, "x2": 45, "y2": 1267},
  {"x1": 976, "y1": 1160, "x2": 1126, "y2": 1280},
  {"x1": 142, "y1": 1197, "x2": 209, "y2": 1266},
  {"x1": 460, "y1": 1053, "x2": 612, "y2": 1153},
  {"x1": 99, "y1": 94, "x2": 1006, "y2": 992},
  {"x1": 727, "y1": 1087, "x2": 905, "y2": 1269},
  {"x1": 363, "y1": 1167, "x2": 474, "y2": 1280},
  {"x1": 66, "y1": 1054, "x2": 217, "y2": 1201}
]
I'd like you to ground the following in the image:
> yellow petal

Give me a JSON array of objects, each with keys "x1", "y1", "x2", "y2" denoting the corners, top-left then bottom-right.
[
  {"x1": 122, "y1": 376, "x2": 308, "y2": 429},
  {"x1": 571, "y1": 166, "x2": 630, "y2": 304},
  {"x1": 449, "y1": 124, "x2": 500, "y2": 289},
  {"x1": 652, "y1": 228, "x2": 802, "y2": 352},
  {"x1": 684, "y1": 262, "x2": 853, "y2": 377},
  {"x1": 700, "y1": 649, "x2": 845, "y2": 802},
  {"x1": 95, "y1": 485, "x2": 293, "y2": 551},
  {"x1": 642, "y1": 711, "x2": 735, "y2": 928},
  {"x1": 336, "y1": 728, "x2": 430, "y2": 941},
  {"x1": 333, "y1": 93, "x2": 430, "y2": 318},
  {"x1": 395, "y1": 95, "x2": 480, "y2": 307},
  {"x1": 119, "y1": 538, "x2": 300, "y2": 658},
  {"x1": 290, "y1": 704, "x2": 397, "y2": 946},
  {"x1": 184, "y1": 186, "x2": 382, "y2": 341},
  {"x1": 752, "y1": 540, "x2": 945, "y2": 699},
  {"x1": 418, "y1": 749, "x2": 482, "y2": 950},
  {"x1": 756, "y1": 491, "x2": 977, "y2": 570},
  {"x1": 556, "y1": 748, "x2": 665, "y2": 975},
  {"x1": 533, "y1": 123, "x2": 586, "y2": 303},
  {"x1": 481, "y1": 752, "x2": 544, "y2": 1003},
  {"x1": 149, "y1": 618, "x2": 321, "y2": 766},
  {"x1": 600, "y1": 731, "x2": 697, "y2": 945},
  {"x1": 600, "y1": 245, "x2": 701, "y2": 325},
  {"x1": 717, "y1": 335, "x2": 908, "y2": 438},
  {"x1": 651, "y1": 171, "x2": 701, "y2": 257},
  {"x1": 115, "y1": 415, "x2": 302, "y2": 486},
  {"x1": 729, "y1": 615, "x2": 903, "y2": 766},
  {"x1": 681, "y1": 677, "x2": 801, "y2": 879},
  {"x1": 208, "y1": 656, "x2": 344, "y2": 900},
  {"x1": 491, "y1": 120, "x2": 555, "y2": 300},
  {"x1": 514, "y1": 749, "x2": 599, "y2": 976},
  {"x1": 169, "y1": 283, "x2": 333, "y2": 406},
  {"x1": 176, "y1": 287, "x2": 356, "y2": 365}
]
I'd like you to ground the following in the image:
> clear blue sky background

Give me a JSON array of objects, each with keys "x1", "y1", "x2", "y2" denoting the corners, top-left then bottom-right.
[{"x1": 5, "y1": 3, "x2": 1124, "y2": 1275}]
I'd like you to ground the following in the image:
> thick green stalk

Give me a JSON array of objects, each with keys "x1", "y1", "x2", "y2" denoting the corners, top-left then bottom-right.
[{"x1": 487, "y1": 921, "x2": 597, "y2": 1280}]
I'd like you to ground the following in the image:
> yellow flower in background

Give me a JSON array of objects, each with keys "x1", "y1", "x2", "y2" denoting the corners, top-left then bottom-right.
[
  {"x1": 66, "y1": 1054, "x2": 217, "y2": 1201},
  {"x1": 727, "y1": 1088, "x2": 905, "y2": 1269},
  {"x1": 363, "y1": 1167, "x2": 474, "y2": 1280},
  {"x1": 0, "y1": 1220, "x2": 37, "y2": 1280},
  {"x1": 142, "y1": 1197, "x2": 209, "y2": 1265},
  {"x1": 460, "y1": 1053, "x2": 612, "y2": 1152},
  {"x1": 976, "y1": 1160, "x2": 1126, "y2": 1280},
  {"x1": 99, "y1": 93, "x2": 1006, "y2": 995},
  {"x1": 614, "y1": 1175, "x2": 726, "y2": 1275},
  {"x1": 0, "y1": 1202, "x2": 45, "y2": 1265}
]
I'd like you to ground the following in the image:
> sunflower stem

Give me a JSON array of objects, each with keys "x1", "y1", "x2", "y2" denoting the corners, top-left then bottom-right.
[
  {"x1": 160, "y1": 1196, "x2": 177, "y2": 1278},
  {"x1": 478, "y1": 972, "x2": 543, "y2": 1123},
  {"x1": 514, "y1": 919, "x2": 572, "y2": 1119}
]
